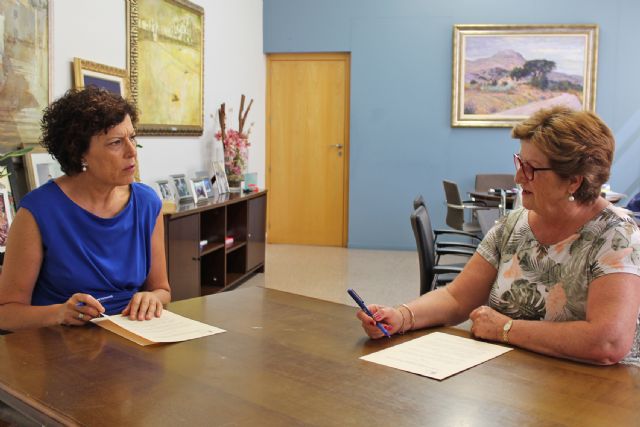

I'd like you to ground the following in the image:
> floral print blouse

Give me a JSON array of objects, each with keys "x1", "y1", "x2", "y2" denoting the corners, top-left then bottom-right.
[{"x1": 477, "y1": 206, "x2": 640, "y2": 364}]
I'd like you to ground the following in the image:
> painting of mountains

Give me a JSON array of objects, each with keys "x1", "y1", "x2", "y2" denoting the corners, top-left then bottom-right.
[{"x1": 452, "y1": 25, "x2": 598, "y2": 127}]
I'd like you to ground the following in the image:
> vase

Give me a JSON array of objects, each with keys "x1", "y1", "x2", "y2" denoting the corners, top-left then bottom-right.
[{"x1": 227, "y1": 174, "x2": 244, "y2": 192}]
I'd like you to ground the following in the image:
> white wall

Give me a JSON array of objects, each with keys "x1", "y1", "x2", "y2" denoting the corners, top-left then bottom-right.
[{"x1": 52, "y1": 0, "x2": 265, "y2": 188}]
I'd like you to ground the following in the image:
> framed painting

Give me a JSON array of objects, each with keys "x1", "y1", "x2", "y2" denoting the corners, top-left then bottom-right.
[
  {"x1": 127, "y1": 0, "x2": 204, "y2": 135},
  {"x1": 72, "y1": 58, "x2": 129, "y2": 97},
  {"x1": 451, "y1": 24, "x2": 599, "y2": 128},
  {"x1": 24, "y1": 148, "x2": 64, "y2": 190},
  {"x1": 0, "y1": 0, "x2": 52, "y2": 151}
]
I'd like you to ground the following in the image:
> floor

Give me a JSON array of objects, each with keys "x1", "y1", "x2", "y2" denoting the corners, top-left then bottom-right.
[{"x1": 238, "y1": 243, "x2": 422, "y2": 309}]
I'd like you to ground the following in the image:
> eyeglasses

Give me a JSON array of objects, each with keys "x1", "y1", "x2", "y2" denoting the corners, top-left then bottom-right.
[{"x1": 513, "y1": 154, "x2": 553, "y2": 181}]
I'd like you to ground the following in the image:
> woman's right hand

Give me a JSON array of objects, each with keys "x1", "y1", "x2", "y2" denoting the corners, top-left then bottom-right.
[
  {"x1": 356, "y1": 304, "x2": 403, "y2": 339},
  {"x1": 57, "y1": 294, "x2": 106, "y2": 326}
]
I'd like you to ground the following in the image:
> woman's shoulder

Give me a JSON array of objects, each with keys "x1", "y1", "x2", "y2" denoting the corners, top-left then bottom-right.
[
  {"x1": 19, "y1": 181, "x2": 61, "y2": 209},
  {"x1": 131, "y1": 182, "x2": 161, "y2": 212}
]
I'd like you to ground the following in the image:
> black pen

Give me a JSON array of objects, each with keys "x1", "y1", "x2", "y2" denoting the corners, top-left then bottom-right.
[{"x1": 347, "y1": 288, "x2": 391, "y2": 338}]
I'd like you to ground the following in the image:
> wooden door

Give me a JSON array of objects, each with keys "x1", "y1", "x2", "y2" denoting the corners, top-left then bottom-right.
[{"x1": 267, "y1": 53, "x2": 350, "y2": 246}]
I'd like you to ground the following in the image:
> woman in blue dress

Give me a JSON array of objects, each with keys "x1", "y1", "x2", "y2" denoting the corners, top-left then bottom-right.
[{"x1": 0, "y1": 86, "x2": 171, "y2": 330}]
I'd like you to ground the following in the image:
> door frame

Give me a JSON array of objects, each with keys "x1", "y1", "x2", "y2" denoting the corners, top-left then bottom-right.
[{"x1": 266, "y1": 52, "x2": 351, "y2": 246}]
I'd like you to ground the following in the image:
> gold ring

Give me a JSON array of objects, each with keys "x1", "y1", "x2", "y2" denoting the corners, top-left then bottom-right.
[{"x1": 78, "y1": 313, "x2": 84, "y2": 320}]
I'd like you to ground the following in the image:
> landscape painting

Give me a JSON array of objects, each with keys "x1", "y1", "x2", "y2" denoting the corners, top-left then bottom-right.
[
  {"x1": 127, "y1": 0, "x2": 204, "y2": 135},
  {"x1": 451, "y1": 25, "x2": 598, "y2": 127},
  {"x1": 0, "y1": 0, "x2": 51, "y2": 150}
]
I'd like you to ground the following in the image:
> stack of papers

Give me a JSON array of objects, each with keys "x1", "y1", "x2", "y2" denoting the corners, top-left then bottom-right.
[
  {"x1": 360, "y1": 332, "x2": 512, "y2": 380},
  {"x1": 92, "y1": 310, "x2": 225, "y2": 346}
]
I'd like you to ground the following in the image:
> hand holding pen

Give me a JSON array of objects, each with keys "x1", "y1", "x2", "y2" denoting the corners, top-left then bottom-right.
[
  {"x1": 73, "y1": 295, "x2": 113, "y2": 322},
  {"x1": 347, "y1": 289, "x2": 391, "y2": 338}
]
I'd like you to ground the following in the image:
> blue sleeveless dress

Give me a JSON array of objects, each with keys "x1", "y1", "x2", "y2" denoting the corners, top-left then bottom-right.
[{"x1": 20, "y1": 181, "x2": 161, "y2": 314}]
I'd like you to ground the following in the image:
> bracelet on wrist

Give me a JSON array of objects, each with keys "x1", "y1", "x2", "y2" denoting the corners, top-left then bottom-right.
[
  {"x1": 396, "y1": 306, "x2": 406, "y2": 334},
  {"x1": 401, "y1": 304, "x2": 415, "y2": 331}
]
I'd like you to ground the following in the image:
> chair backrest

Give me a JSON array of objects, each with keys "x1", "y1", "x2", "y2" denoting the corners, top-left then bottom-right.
[
  {"x1": 474, "y1": 174, "x2": 515, "y2": 192},
  {"x1": 411, "y1": 205, "x2": 437, "y2": 295},
  {"x1": 442, "y1": 180, "x2": 464, "y2": 230},
  {"x1": 413, "y1": 194, "x2": 426, "y2": 211}
]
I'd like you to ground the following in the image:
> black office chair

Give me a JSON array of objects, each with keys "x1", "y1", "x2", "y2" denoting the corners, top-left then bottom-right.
[
  {"x1": 442, "y1": 180, "x2": 488, "y2": 236},
  {"x1": 411, "y1": 205, "x2": 474, "y2": 295},
  {"x1": 413, "y1": 195, "x2": 480, "y2": 254}
]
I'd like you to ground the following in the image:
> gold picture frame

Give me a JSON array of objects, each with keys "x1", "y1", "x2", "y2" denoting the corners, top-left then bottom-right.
[
  {"x1": 72, "y1": 58, "x2": 129, "y2": 97},
  {"x1": 0, "y1": 0, "x2": 52, "y2": 151},
  {"x1": 24, "y1": 147, "x2": 64, "y2": 191},
  {"x1": 127, "y1": 0, "x2": 204, "y2": 135},
  {"x1": 451, "y1": 24, "x2": 599, "y2": 128}
]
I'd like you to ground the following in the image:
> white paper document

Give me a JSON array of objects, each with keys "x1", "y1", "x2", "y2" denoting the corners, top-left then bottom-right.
[
  {"x1": 360, "y1": 332, "x2": 513, "y2": 380},
  {"x1": 92, "y1": 310, "x2": 226, "y2": 346}
]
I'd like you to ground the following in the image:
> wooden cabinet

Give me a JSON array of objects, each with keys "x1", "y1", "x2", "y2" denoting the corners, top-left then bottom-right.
[{"x1": 164, "y1": 191, "x2": 267, "y2": 301}]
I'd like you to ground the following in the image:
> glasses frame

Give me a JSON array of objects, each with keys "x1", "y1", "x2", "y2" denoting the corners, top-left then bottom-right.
[{"x1": 513, "y1": 154, "x2": 553, "y2": 181}]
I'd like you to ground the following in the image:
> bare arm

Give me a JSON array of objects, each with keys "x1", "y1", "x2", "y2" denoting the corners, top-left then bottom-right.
[
  {"x1": 0, "y1": 209, "x2": 104, "y2": 330},
  {"x1": 122, "y1": 211, "x2": 171, "y2": 320},
  {"x1": 359, "y1": 253, "x2": 497, "y2": 338},
  {"x1": 471, "y1": 273, "x2": 640, "y2": 365}
]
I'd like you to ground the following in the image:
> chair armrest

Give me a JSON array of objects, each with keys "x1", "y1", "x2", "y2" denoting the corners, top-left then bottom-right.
[
  {"x1": 433, "y1": 265, "x2": 464, "y2": 274},
  {"x1": 435, "y1": 247, "x2": 475, "y2": 258},
  {"x1": 436, "y1": 241, "x2": 478, "y2": 250},
  {"x1": 434, "y1": 228, "x2": 482, "y2": 242}
]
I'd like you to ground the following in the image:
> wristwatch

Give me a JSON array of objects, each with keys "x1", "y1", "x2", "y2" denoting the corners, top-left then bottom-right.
[{"x1": 502, "y1": 319, "x2": 513, "y2": 343}]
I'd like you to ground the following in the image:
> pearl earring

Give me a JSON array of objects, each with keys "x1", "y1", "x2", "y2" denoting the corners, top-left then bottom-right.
[
  {"x1": 81, "y1": 161, "x2": 87, "y2": 172},
  {"x1": 568, "y1": 193, "x2": 575, "y2": 202}
]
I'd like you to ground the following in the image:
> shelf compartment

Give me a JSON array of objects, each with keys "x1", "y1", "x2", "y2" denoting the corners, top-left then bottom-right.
[
  {"x1": 200, "y1": 207, "x2": 225, "y2": 248},
  {"x1": 226, "y1": 202, "x2": 247, "y2": 243},
  {"x1": 201, "y1": 242, "x2": 225, "y2": 256},
  {"x1": 226, "y1": 241, "x2": 246, "y2": 254},
  {"x1": 226, "y1": 247, "x2": 247, "y2": 287},
  {"x1": 200, "y1": 250, "x2": 225, "y2": 290}
]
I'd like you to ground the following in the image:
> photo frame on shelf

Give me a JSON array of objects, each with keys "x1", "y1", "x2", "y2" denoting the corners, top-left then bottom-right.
[
  {"x1": 0, "y1": 1, "x2": 52, "y2": 152},
  {"x1": 0, "y1": 157, "x2": 27, "y2": 215},
  {"x1": 212, "y1": 161, "x2": 229, "y2": 194},
  {"x1": 24, "y1": 148, "x2": 64, "y2": 190},
  {"x1": 451, "y1": 24, "x2": 599, "y2": 127},
  {"x1": 0, "y1": 187, "x2": 12, "y2": 253},
  {"x1": 155, "y1": 179, "x2": 174, "y2": 201},
  {"x1": 127, "y1": 0, "x2": 204, "y2": 135},
  {"x1": 194, "y1": 170, "x2": 216, "y2": 198},
  {"x1": 190, "y1": 177, "x2": 208, "y2": 204},
  {"x1": 73, "y1": 57, "x2": 129, "y2": 97},
  {"x1": 170, "y1": 174, "x2": 193, "y2": 204}
]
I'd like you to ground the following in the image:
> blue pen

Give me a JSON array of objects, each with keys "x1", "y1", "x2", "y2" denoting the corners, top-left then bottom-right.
[
  {"x1": 76, "y1": 295, "x2": 114, "y2": 307},
  {"x1": 347, "y1": 288, "x2": 391, "y2": 338}
]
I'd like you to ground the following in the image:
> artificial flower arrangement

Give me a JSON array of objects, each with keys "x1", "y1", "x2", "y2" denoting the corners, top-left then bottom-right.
[{"x1": 215, "y1": 95, "x2": 253, "y2": 185}]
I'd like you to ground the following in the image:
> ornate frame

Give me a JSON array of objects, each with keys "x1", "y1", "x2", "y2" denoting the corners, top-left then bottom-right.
[
  {"x1": 451, "y1": 24, "x2": 599, "y2": 128},
  {"x1": 126, "y1": 0, "x2": 204, "y2": 135},
  {"x1": 72, "y1": 58, "x2": 129, "y2": 97},
  {"x1": 0, "y1": 0, "x2": 52, "y2": 151}
]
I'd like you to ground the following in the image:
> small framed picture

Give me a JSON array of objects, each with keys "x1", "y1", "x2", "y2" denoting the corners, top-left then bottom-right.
[
  {"x1": 0, "y1": 187, "x2": 12, "y2": 253},
  {"x1": 212, "y1": 161, "x2": 229, "y2": 194},
  {"x1": 202, "y1": 176, "x2": 216, "y2": 198},
  {"x1": 25, "y1": 148, "x2": 64, "y2": 190},
  {"x1": 190, "y1": 178, "x2": 208, "y2": 203},
  {"x1": 155, "y1": 179, "x2": 174, "y2": 201},
  {"x1": 73, "y1": 57, "x2": 128, "y2": 97},
  {"x1": 170, "y1": 174, "x2": 193, "y2": 204}
]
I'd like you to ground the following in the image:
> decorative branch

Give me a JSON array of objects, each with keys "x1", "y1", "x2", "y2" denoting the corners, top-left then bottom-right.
[
  {"x1": 238, "y1": 94, "x2": 253, "y2": 135},
  {"x1": 217, "y1": 103, "x2": 226, "y2": 143}
]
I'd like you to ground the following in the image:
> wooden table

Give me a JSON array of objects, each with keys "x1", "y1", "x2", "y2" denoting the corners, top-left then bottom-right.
[{"x1": 1, "y1": 288, "x2": 639, "y2": 426}]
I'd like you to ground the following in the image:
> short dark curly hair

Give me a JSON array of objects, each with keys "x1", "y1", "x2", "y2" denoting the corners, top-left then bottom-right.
[{"x1": 40, "y1": 86, "x2": 138, "y2": 175}]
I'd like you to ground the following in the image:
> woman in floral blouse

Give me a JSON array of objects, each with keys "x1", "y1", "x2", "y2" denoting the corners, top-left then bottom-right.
[{"x1": 358, "y1": 106, "x2": 640, "y2": 365}]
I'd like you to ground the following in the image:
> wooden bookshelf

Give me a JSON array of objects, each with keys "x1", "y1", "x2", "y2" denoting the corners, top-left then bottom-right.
[{"x1": 164, "y1": 190, "x2": 266, "y2": 301}]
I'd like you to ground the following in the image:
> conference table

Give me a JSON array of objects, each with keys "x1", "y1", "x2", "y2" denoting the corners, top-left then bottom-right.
[{"x1": 0, "y1": 288, "x2": 639, "y2": 426}]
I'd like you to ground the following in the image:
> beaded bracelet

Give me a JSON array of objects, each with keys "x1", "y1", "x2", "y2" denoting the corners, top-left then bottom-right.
[{"x1": 401, "y1": 304, "x2": 415, "y2": 331}]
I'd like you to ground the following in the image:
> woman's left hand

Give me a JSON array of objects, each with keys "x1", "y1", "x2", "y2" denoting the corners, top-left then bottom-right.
[
  {"x1": 469, "y1": 305, "x2": 511, "y2": 343},
  {"x1": 122, "y1": 291, "x2": 164, "y2": 321}
]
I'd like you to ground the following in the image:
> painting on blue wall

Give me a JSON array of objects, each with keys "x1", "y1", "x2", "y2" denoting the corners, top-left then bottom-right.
[
  {"x1": 451, "y1": 24, "x2": 598, "y2": 128},
  {"x1": 72, "y1": 58, "x2": 129, "y2": 98}
]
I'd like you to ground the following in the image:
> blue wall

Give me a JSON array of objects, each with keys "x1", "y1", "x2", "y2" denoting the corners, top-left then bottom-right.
[{"x1": 264, "y1": 0, "x2": 640, "y2": 250}]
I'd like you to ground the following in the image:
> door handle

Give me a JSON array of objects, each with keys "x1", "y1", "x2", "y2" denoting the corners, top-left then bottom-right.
[{"x1": 329, "y1": 144, "x2": 343, "y2": 149}]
